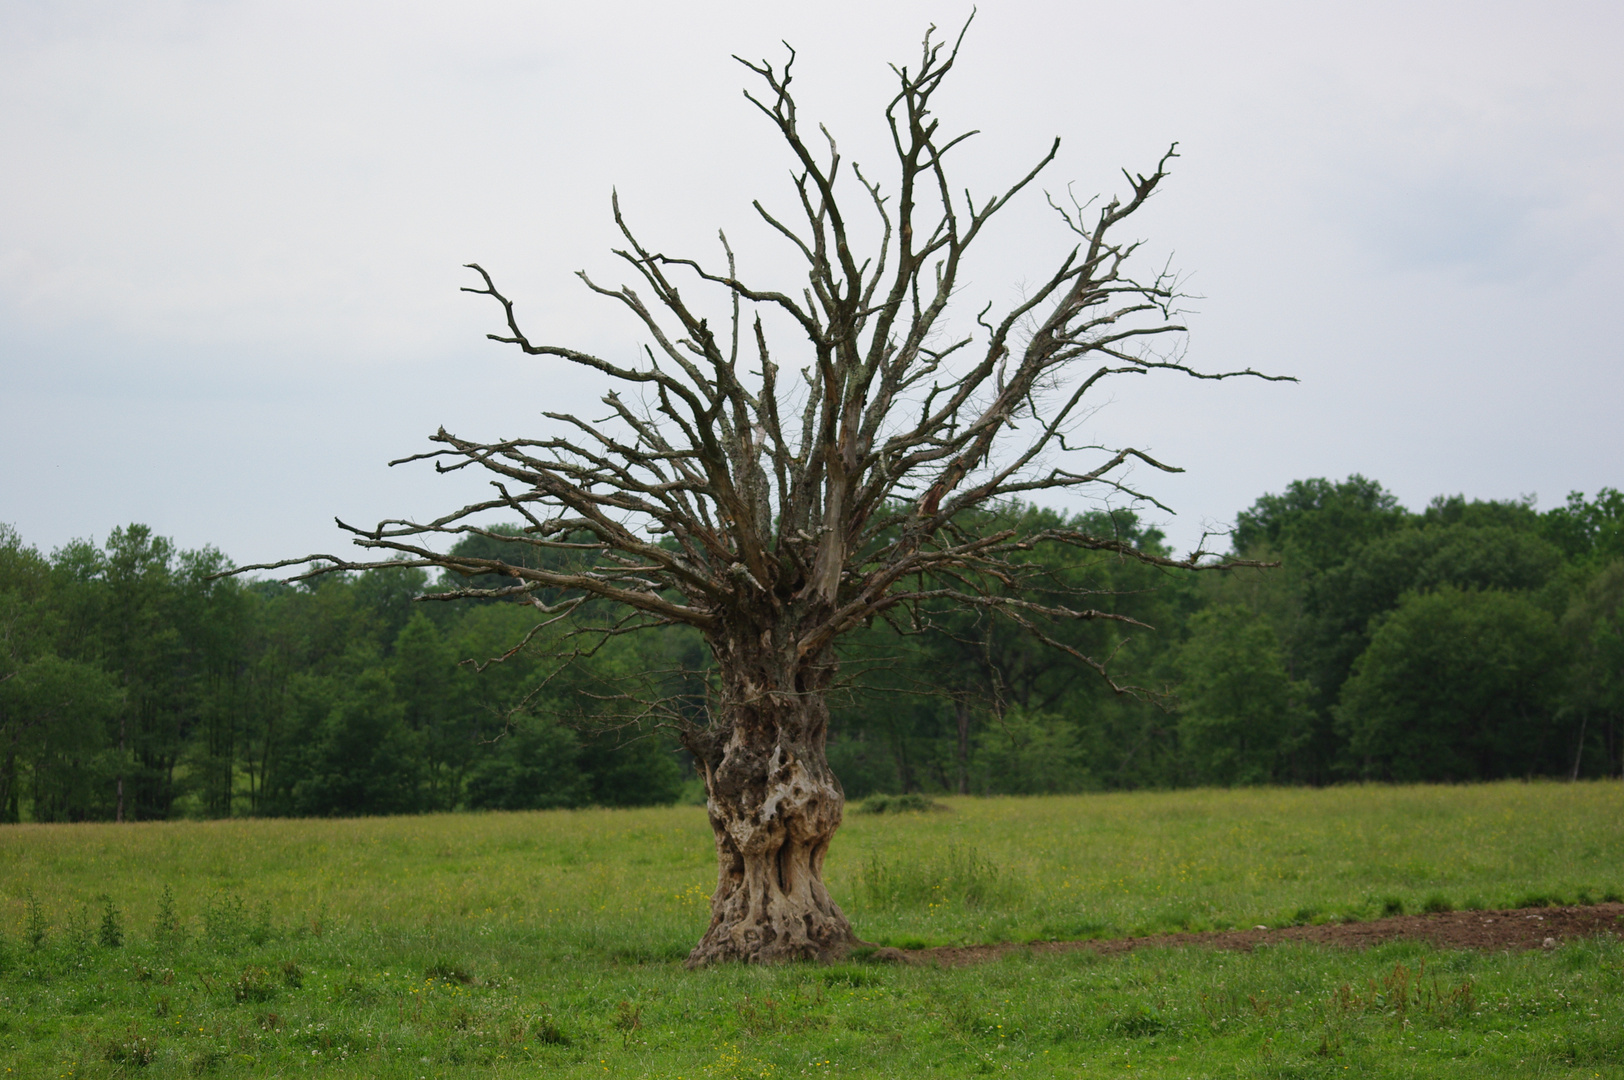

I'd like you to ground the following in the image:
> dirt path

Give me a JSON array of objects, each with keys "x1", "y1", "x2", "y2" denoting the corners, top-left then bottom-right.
[{"x1": 880, "y1": 902, "x2": 1624, "y2": 967}]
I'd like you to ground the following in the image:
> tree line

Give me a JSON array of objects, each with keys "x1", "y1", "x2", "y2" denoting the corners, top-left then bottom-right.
[
  {"x1": 2, "y1": 477, "x2": 1620, "y2": 822},
  {"x1": 832, "y1": 479, "x2": 1624, "y2": 795}
]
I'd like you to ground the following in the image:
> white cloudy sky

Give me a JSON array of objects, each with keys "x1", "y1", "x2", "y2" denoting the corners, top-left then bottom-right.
[{"x1": 2, "y1": 0, "x2": 1620, "y2": 565}]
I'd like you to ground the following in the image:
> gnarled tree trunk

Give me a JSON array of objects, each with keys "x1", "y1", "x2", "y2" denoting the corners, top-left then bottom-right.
[{"x1": 683, "y1": 638, "x2": 858, "y2": 966}]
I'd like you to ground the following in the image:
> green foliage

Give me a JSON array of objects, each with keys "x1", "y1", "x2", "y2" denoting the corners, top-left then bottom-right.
[
  {"x1": 154, "y1": 884, "x2": 181, "y2": 945},
  {"x1": 3, "y1": 469, "x2": 1618, "y2": 817},
  {"x1": 1337, "y1": 588, "x2": 1566, "y2": 781},
  {"x1": 98, "y1": 894, "x2": 124, "y2": 948},
  {"x1": 0, "y1": 521, "x2": 689, "y2": 821},
  {"x1": 1174, "y1": 605, "x2": 1314, "y2": 785},
  {"x1": 1541, "y1": 487, "x2": 1624, "y2": 563},
  {"x1": 289, "y1": 666, "x2": 427, "y2": 817},
  {"x1": 465, "y1": 714, "x2": 588, "y2": 810},
  {"x1": 1233, "y1": 474, "x2": 1406, "y2": 571},
  {"x1": 970, "y1": 707, "x2": 1092, "y2": 794},
  {"x1": 24, "y1": 892, "x2": 47, "y2": 949}
]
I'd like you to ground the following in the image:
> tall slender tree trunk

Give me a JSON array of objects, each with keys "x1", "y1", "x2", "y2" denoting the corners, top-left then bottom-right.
[
  {"x1": 1571, "y1": 713, "x2": 1589, "y2": 782},
  {"x1": 683, "y1": 636, "x2": 858, "y2": 966}
]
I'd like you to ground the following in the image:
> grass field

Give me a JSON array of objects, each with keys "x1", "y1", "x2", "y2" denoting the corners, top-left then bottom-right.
[{"x1": 2, "y1": 781, "x2": 1622, "y2": 1077}]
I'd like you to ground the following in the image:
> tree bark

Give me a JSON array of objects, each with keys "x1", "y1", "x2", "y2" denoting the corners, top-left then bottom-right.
[{"x1": 684, "y1": 639, "x2": 859, "y2": 966}]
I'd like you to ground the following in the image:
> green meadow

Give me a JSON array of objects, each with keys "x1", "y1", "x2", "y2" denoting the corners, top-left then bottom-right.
[{"x1": 2, "y1": 782, "x2": 1622, "y2": 1078}]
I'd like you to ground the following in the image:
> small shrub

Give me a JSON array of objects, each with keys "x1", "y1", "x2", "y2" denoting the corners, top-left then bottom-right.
[
  {"x1": 154, "y1": 885, "x2": 182, "y2": 945},
  {"x1": 425, "y1": 960, "x2": 474, "y2": 984},
  {"x1": 819, "y1": 964, "x2": 884, "y2": 987},
  {"x1": 533, "y1": 1017, "x2": 570, "y2": 1045},
  {"x1": 859, "y1": 793, "x2": 942, "y2": 814},
  {"x1": 64, "y1": 903, "x2": 94, "y2": 955},
  {"x1": 1381, "y1": 897, "x2": 1406, "y2": 917},
  {"x1": 103, "y1": 1032, "x2": 156, "y2": 1068},
  {"x1": 24, "y1": 894, "x2": 47, "y2": 950},
  {"x1": 1109, "y1": 1003, "x2": 1172, "y2": 1038},
  {"x1": 612, "y1": 1000, "x2": 643, "y2": 1032},
  {"x1": 942, "y1": 998, "x2": 981, "y2": 1035},
  {"x1": 98, "y1": 894, "x2": 124, "y2": 948},
  {"x1": 189, "y1": 1048, "x2": 225, "y2": 1075},
  {"x1": 233, "y1": 966, "x2": 276, "y2": 1003},
  {"x1": 248, "y1": 901, "x2": 274, "y2": 946},
  {"x1": 334, "y1": 977, "x2": 379, "y2": 1005},
  {"x1": 1422, "y1": 894, "x2": 1454, "y2": 914},
  {"x1": 202, "y1": 892, "x2": 249, "y2": 946}
]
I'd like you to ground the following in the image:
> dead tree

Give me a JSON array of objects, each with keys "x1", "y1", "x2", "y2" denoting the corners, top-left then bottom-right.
[{"x1": 236, "y1": 25, "x2": 1287, "y2": 965}]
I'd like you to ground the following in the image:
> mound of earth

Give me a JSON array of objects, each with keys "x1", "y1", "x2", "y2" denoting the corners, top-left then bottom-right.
[{"x1": 878, "y1": 902, "x2": 1624, "y2": 967}]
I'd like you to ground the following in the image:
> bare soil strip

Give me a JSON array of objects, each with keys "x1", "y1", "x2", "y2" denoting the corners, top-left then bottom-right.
[{"x1": 882, "y1": 903, "x2": 1624, "y2": 967}]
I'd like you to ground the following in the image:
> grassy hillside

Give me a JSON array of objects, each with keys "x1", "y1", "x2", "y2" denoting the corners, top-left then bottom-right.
[{"x1": 2, "y1": 782, "x2": 1622, "y2": 1077}]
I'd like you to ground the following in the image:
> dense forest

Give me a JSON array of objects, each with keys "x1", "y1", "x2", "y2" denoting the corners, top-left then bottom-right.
[{"x1": 2, "y1": 476, "x2": 1621, "y2": 822}]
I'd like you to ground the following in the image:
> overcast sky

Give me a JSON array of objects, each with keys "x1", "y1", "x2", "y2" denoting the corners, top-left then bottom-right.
[{"x1": 2, "y1": 0, "x2": 1620, "y2": 566}]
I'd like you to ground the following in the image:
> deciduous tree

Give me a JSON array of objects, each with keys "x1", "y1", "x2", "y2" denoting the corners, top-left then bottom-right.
[{"x1": 236, "y1": 25, "x2": 1283, "y2": 963}]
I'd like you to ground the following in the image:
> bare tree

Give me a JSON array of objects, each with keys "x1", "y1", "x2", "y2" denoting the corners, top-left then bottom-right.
[{"x1": 236, "y1": 24, "x2": 1286, "y2": 965}]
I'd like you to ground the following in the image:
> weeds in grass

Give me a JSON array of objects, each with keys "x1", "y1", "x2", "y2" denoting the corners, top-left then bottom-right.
[
  {"x1": 1328, "y1": 960, "x2": 1475, "y2": 1022},
  {"x1": 333, "y1": 975, "x2": 379, "y2": 1005},
  {"x1": 613, "y1": 999, "x2": 643, "y2": 1032},
  {"x1": 98, "y1": 893, "x2": 124, "y2": 947},
  {"x1": 426, "y1": 959, "x2": 474, "y2": 984},
  {"x1": 154, "y1": 883, "x2": 182, "y2": 945},
  {"x1": 250, "y1": 898, "x2": 274, "y2": 945},
  {"x1": 24, "y1": 892, "x2": 47, "y2": 949},
  {"x1": 817, "y1": 964, "x2": 883, "y2": 987},
  {"x1": 1422, "y1": 893, "x2": 1455, "y2": 914},
  {"x1": 233, "y1": 964, "x2": 276, "y2": 1002},
  {"x1": 188, "y1": 1047, "x2": 225, "y2": 1074},
  {"x1": 202, "y1": 891, "x2": 249, "y2": 947},
  {"x1": 532, "y1": 1014, "x2": 570, "y2": 1045},
  {"x1": 102, "y1": 1028, "x2": 155, "y2": 1068},
  {"x1": 64, "y1": 900, "x2": 93, "y2": 955},
  {"x1": 1109, "y1": 1002, "x2": 1173, "y2": 1037},
  {"x1": 855, "y1": 844, "x2": 1023, "y2": 912}
]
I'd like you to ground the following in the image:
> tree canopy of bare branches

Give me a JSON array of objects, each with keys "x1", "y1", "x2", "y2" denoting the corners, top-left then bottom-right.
[{"x1": 235, "y1": 22, "x2": 1287, "y2": 965}]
